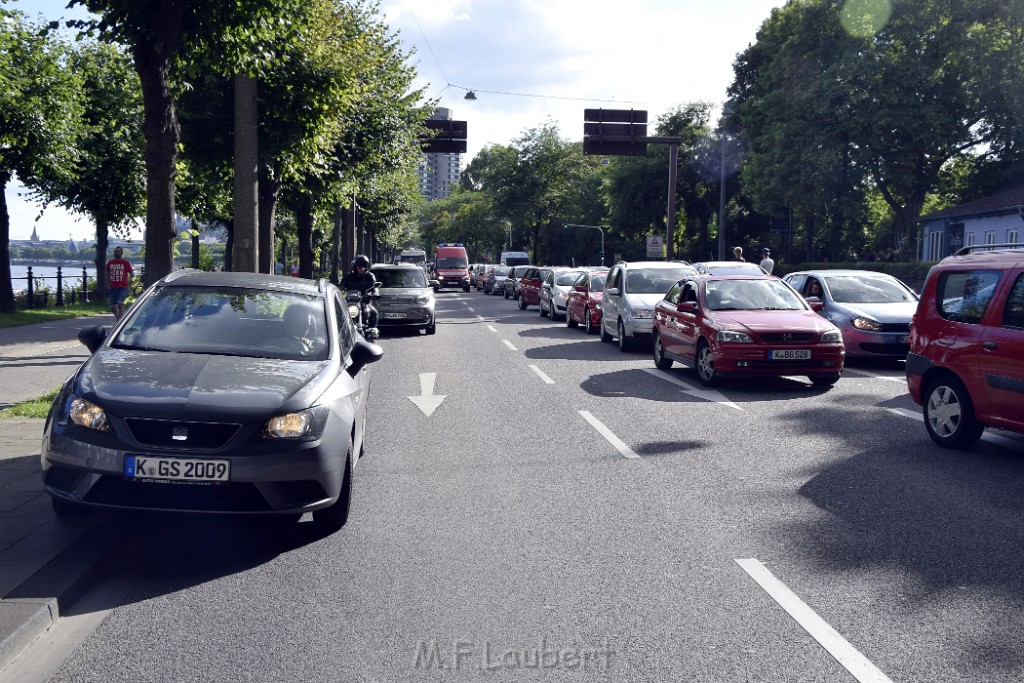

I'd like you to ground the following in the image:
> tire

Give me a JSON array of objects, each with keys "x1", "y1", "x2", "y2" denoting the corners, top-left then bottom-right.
[
  {"x1": 52, "y1": 497, "x2": 89, "y2": 519},
  {"x1": 567, "y1": 310, "x2": 578, "y2": 328},
  {"x1": 550, "y1": 305, "x2": 561, "y2": 322},
  {"x1": 695, "y1": 342, "x2": 718, "y2": 386},
  {"x1": 518, "y1": 294, "x2": 527, "y2": 310},
  {"x1": 923, "y1": 375, "x2": 984, "y2": 449},
  {"x1": 600, "y1": 319, "x2": 613, "y2": 343},
  {"x1": 540, "y1": 300, "x2": 549, "y2": 317},
  {"x1": 617, "y1": 320, "x2": 632, "y2": 352},
  {"x1": 463, "y1": 285, "x2": 470, "y2": 292},
  {"x1": 653, "y1": 333, "x2": 673, "y2": 370},
  {"x1": 426, "y1": 320, "x2": 436, "y2": 335},
  {"x1": 809, "y1": 372, "x2": 841, "y2": 387},
  {"x1": 584, "y1": 309, "x2": 596, "y2": 335},
  {"x1": 503, "y1": 289, "x2": 510, "y2": 300},
  {"x1": 313, "y1": 437, "x2": 354, "y2": 533}
]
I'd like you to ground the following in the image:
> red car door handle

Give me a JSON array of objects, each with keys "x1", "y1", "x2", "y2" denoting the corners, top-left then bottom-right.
[{"x1": 983, "y1": 341, "x2": 997, "y2": 351}]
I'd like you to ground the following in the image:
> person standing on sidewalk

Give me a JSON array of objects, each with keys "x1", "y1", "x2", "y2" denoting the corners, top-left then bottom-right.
[
  {"x1": 759, "y1": 248, "x2": 775, "y2": 275},
  {"x1": 106, "y1": 247, "x2": 134, "y2": 320}
]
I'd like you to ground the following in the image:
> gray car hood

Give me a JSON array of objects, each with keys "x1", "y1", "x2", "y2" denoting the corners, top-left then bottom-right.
[{"x1": 74, "y1": 349, "x2": 331, "y2": 422}]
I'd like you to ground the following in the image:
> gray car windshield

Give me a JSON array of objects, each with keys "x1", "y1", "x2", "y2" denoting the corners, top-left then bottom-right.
[
  {"x1": 113, "y1": 286, "x2": 329, "y2": 361},
  {"x1": 824, "y1": 276, "x2": 917, "y2": 304},
  {"x1": 375, "y1": 269, "x2": 427, "y2": 288},
  {"x1": 627, "y1": 267, "x2": 693, "y2": 294}
]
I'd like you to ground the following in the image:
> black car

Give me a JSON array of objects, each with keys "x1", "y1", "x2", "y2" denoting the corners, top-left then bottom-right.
[{"x1": 41, "y1": 270, "x2": 383, "y2": 534}]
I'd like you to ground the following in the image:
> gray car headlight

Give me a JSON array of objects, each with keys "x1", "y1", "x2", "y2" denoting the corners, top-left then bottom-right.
[
  {"x1": 263, "y1": 405, "x2": 330, "y2": 440},
  {"x1": 850, "y1": 316, "x2": 882, "y2": 331},
  {"x1": 628, "y1": 307, "x2": 652, "y2": 319},
  {"x1": 68, "y1": 397, "x2": 111, "y2": 432},
  {"x1": 415, "y1": 294, "x2": 433, "y2": 304}
]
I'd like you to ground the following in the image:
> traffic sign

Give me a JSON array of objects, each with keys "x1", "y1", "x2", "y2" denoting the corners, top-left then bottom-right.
[
  {"x1": 583, "y1": 109, "x2": 648, "y2": 156},
  {"x1": 646, "y1": 235, "x2": 663, "y2": 258}
]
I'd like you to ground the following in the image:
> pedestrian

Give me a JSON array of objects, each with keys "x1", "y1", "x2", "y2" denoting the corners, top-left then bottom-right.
[
  {"x1": 732, "y1": 246, "x2": 745, "y2": 262},
  {"x1": 105, "y1": 246, "x2": 134, "y2": 320},
  {"x1": 759, "y1": 248, "x2": 775, "y2": 275}
]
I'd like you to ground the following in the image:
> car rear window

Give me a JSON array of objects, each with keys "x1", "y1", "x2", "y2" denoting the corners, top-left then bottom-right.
[{"x1": 936, "y1": 270, "x2": 1002, "y2": 324}]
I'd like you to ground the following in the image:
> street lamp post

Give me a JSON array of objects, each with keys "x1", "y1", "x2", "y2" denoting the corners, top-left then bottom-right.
[
  {"x1": 717, "y1": 106, "x2": 734, "y2": 261},
  {"x1": 563, "y1": 224, "x2": 605, "y2": 266}
]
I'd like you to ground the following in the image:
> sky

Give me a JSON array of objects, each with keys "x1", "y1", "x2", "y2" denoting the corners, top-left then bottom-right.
[{"x1": 6, "y1": 0, "x2": 787, "y2": 242}]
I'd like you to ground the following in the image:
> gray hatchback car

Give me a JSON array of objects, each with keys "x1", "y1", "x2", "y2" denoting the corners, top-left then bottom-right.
[
  {"x1": 372, "y1": 263, "x2": 437, "y2": 335},
  {"x1": 41, "y1": 270, "x2": 383, "y2": 534}
]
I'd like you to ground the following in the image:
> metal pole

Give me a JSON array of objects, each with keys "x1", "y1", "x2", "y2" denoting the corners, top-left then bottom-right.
[
  {"x1": 600, "y1": 227, "x2": 605, "y2": 266},
  {"x1": 666, "y1": 142, "x2": 678, "y2": 261}
]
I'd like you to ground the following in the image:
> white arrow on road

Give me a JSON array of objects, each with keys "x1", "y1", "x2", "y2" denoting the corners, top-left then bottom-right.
[{"x1": 407, "y1": 373, "x2": 447, "y2": 416}]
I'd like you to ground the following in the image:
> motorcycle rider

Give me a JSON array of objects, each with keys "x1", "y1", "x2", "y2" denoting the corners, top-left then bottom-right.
[{"x1": 341, "y1": 255, "x2": 379, "y2": 336}]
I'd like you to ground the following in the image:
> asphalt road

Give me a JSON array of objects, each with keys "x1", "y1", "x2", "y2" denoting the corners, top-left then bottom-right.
[{"x1": 13, "y1": 290, "x2": 1024, "y2": 683}]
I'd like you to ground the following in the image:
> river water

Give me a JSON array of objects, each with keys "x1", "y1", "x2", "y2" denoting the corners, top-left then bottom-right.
[{"x1": 9, "y1": 264, "x2": 99, "y2": 290}]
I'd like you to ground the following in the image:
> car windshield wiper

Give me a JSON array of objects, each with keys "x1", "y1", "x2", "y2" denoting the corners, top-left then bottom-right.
[{"x1": 110, "y1": 342, "x2": 171, "y2": 352}]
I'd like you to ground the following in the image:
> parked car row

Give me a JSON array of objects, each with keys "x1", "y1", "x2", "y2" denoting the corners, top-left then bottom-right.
[{"x1": 472, "y1": 251, "x2": 1024, "y2": 450}]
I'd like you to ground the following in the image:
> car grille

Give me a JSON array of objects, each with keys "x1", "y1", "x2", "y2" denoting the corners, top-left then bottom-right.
[
  {"x1": 759, "y1": 333, "x2": 815, "y2": 343},
  {"x1": 125, "y1": 419, "x2": 241, "y2": 451},
  {"x1": 878, "y1": 322, "x2": 910, "y2": 333},
  {"x1": 84, "y1": 475, "x2": 272, "y2": 512}
]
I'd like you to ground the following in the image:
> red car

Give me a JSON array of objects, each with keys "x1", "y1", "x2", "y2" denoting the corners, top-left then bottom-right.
[
  {"x1": 652, "y1": 275, "x2": 845, "y2": 387},
  {"x1": 565, "y1": 270, "x2": 608, "y2": 334},
  {"x1": 516, "y1": 267, "x2": 552, "y2": 309},
  {"x1": 906, "y1": 244, "x2": 1024, "y2": 449}
]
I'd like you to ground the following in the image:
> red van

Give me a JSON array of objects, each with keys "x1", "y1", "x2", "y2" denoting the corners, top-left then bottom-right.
[{"x1": 432, "y1": 244, "x2": 470, "y2": 292}]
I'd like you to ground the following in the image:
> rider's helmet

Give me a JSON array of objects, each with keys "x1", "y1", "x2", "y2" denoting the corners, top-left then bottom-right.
[{"x1": 352, "y1": 255, "x2": 370, "y2": 270}]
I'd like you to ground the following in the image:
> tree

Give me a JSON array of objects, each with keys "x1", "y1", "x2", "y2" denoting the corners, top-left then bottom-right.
[
  {"x1": 71, "y1": 0, "x2": 305, "y2": 284},
  {"x1": 0, "y1": 11, "x2": 83, "y2": 313},
  {"x1": 31, "y1": 40, "x2": 145, "y2": 298}
]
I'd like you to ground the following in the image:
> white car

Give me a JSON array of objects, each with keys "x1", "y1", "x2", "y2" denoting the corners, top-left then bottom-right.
[{"x1": 600, "y1": 261, "x2": 698, "y2": 351}]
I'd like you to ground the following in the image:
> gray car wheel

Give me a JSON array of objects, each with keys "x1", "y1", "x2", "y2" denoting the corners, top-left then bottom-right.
[
  {"x1": 584, "y1": 309, "x2": 596, "y2": 335},
  {"x1": 312, "y1": 436, "x2": 354, "y2": 533},
  {"x1": 695, "y1": 342, "x2": 718, "y2": 386},
  {"x1": 617, "y1": 319, "x2": 632, "y2": 352}
]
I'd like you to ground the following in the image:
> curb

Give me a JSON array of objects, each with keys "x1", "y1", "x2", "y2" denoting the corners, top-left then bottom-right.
[{"x1": 0, "y1": 511, "x2": 120, "y2": 674}]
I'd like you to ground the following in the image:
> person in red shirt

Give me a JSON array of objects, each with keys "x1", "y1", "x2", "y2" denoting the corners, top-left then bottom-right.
[{"x1": 106, "y1": 247, "x2": 134, "y2": 320}]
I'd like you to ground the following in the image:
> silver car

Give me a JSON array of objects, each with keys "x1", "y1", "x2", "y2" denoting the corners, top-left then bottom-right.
[
  {"x1": 41, "y1": 270, "x2": 383, "y2": 534},
  {"x1": 540, "y1": 268, "x2": 585, "y2": 321},
  {"x1": 372, "y1": 264, "x2": 437, "y2": 335},
  {"x1": 485, "y1": 266, "x2": 511, "y2": 295},
  {"x1": 783, "y1": 269, "x2": 919, "y2": 358}
]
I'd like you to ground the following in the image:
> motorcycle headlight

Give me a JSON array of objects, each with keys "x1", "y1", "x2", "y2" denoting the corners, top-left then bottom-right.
[
  {"x1": 717, "y1": 330, "x2": 753, "y2": 344},
  {"x1": 821, "y1": 329, "x2": 843, "y2": 343},
  {"x1": 263, "y1": 405, "x2": 330, "y2": 440},
  {"x1": 851, "y1": 316, "x2": 882, "y2": 331},
  {"x1": 68, "y1": 397, "x2": 111, "y2": 432},
  {"x1": 348, "y1": 304, "x2": 360, "y2": 319}
]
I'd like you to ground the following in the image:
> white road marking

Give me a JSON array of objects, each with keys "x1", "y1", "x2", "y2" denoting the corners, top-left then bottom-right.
[
  {"x1": 406, "y1": 373, "x2": 447, "y2": 417},
  {"x1": 528, "y1": 365, "x2": 555, "y2": 384},
  {"x1": 477, "y1": 315, "x2": 485, "y2": 321},
  {"x1": 487, "y1": 325, "x2": 497, "y2": 333},
  {"x1": 843, "y1": 368, "x2": 905, "y2": 383},
  {"x1": 642, "y1": 368, "x2": 743, "y2": 410},
  {"x1": 578, "y1": 410, "x2": 640, "y2": 459},
  {"x1": 503, "y1": 340, "x2": 518, "y2": 351},
  {"x1": 735, "y1": 559, "x2": 894, "y2": 683},
  {"x1": 886, "y1": 408, "x2": 1024, "y2": 453},
  {"x1": 467, "y1": 307, "x2": 475, "y2": 312}
]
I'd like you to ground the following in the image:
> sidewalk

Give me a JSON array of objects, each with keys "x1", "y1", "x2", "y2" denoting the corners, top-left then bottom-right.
[{"x1": 0, "y1": 316, "x2": 113, "y2": 674}]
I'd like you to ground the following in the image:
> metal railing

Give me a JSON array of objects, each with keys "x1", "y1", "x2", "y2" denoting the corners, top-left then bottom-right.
[{"x1": 12, "y1": 266, "x2": 95, "y2": 308}]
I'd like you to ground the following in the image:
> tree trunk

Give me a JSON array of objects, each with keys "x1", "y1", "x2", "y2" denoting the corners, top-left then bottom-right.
[
  {"x1": 257, "y1": 172, "x2": 280, "y2": 274},
  {"x1": 133, "y1": 7, "x2": 183, "y2": 287},
  {"x1": 94, "y1": 219, "x2": 109, "y2": 299},
  {"x1": 331, "y1": 205, "x2": 342, "y2": 285},
  {"x1": 191, "y1": 218, "x2": 200, "y2": 269},
  {"x1": 296, "y1": 195, "x2": 314, "y2": 279},
  {"x1": 0, "y1": 171, "x2": 15, "y2": 314},
  {"x1": 233, "y1": 74, "x2": 259, "y2": 272}
]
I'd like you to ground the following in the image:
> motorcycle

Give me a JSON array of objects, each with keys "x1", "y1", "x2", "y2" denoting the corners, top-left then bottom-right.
[{"x1": 345, "y1": 283, "x2": 381, "y2": 341}]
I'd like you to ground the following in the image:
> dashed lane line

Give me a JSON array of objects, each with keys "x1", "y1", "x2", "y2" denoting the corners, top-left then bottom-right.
[
  {"x1": 503, "y1": 340, "x2": 518, "y2": 351},
  {"x1": 736, "y1": 559, "x2": 894, "y2": 683},
  {"x1": 578, "y1": 410, "x2": 640, "y2": 459},
  {"x1": 528, "y1": 365, "x2": 555, "y2": 384},
  {"x1": 642, "y1": 368, "x2": 743, "y2": 410},
  {"x1": 487, "y1": 325, "x2": 497, "y2": 333}
]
